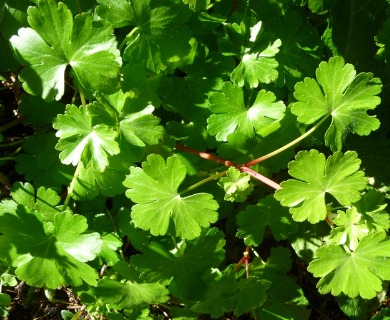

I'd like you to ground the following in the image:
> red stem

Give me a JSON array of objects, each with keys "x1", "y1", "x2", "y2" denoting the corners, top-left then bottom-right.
[
  {"x1": 240, "y1": 166, "x2": 281, "y2": 190},
  {"x1": 175, "y1": 144, "x2": 281, "y2": 190},
  {"x1": 175, "y1": 144, "x2": 237, "y2": 167}
]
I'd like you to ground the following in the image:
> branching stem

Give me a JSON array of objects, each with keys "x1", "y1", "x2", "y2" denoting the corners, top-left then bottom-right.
[
  {"x1": 119, "y1": 27, "x2": 139, "y2": 51},
  {"x1": 176, "y1": 144, "x2": 237, "y2": 167},
  {"x1": 176, "y1": 144, "x2": 280, "y2": 190},
  {"x1": 179, "y1": 171, "x2": 228, "y2": 195},
  {"x1": 245, "y1": 114, "x2": 330, "y2": 167}
]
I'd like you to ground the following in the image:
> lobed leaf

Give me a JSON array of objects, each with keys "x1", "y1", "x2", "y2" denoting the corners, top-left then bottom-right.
[
  {"x1": 237, "y1": 195, "x2": 298, "y2": 246},
  {"x1": 121, "y1": 0, "x2": 192, "y2": 73},
  {"x1": 275, "y1": 150, "x2": 367, "y2": 223},
  {"x1": 123, "y1": 154, "x2": 219, "y2": 239},
  {"x1": 208, "y1": 82, "x2": 285, "y2": 141},
  {"x1": 218, "y1": 167, "x2": 253, "y2": 202},
  {"x1": 131, "y1": 228, "x2": 226, "y2": 298},
  {"x1": 308, "y1": 232, "x2": 390, "y2": 299},
  {"x1": 53, "y1": 103, "x2": 120, "y2": 172},
  {"x1": 291, "y1": 56, "x2": 382, "y2": 151},
  {"x1": 0, "y1": 206, "x2": 102, "y2": 289},
  {"x1": 10, "y1": 0, "x2": 121, "y2": 101}
]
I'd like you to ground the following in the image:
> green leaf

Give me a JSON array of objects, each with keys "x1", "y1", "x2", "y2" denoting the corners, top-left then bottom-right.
[
  {"x1": 191, "y1": 269, "x2": 237, "y2": 317},
  {"x1": 123, "y1": 154, "x2": 219, "y2": 239},
  {"x1": 95, "y1": 278, "x2": 169, "y2": 309},
  {"x1": 72, "y1": 156, "x2": 129, "y2": 200},
  {"x1": 0, "y1": 207, "x2": 102, "y2": 289},
  {"x1": 292, "y1": 0, "x2": 337, "y2": 14},
  {"x1": 95, "y1": 0, "x2": 133, "y2": 28},
  {"x1": 253, "y1": 247, "x2": 310, "y2": 320},
  {"x1": 237, "y1": 195, "x2": 298, "y2": 246},
  {"x1": 97, "y1": 90, "x2": 164, "y2": 148},
  {"x1": 271, "y1": 10, "x2": 322, "y2": 90},
  {"x1": 336, "y1": 295, "x2": 368, "y2": 320},
  {"x1": 53, "y1": 103, "x2": 120, "y2": 172},
  {"x1": 183, "y1": 0, "x2": 210, "y2": 11},
  {"x1": 158, "y1": 48, "x2": 234, "y2": 118},
  {"x1": 231, "y1": 277, "x2": 271, "y2": 315},
  {"x1": 308, "y1": 232, "x2": 390, "y2": 299},
  {"x1": 0, "y1": 182, "x2": 62, "y2": 222},
  {"x1": 219, "y1": 21, "x2": 281, "y2": 88},
  {"x1": 289, "y1": 221, "x2": 330, "y2": 264},
  {"x1": 354, "y1": 190, "x2": 390, "y2": 232},
  {"x1": 208, "y1": 82, "x2": 285, "y2": 141},
  {"x1": 15, "y1": 133, "x2": 73, "y2": 189},
  {"x1": 192, "y1": 267, "x2": 271, "y2": 317},
  {"x1": 275, "y1": 150, "x2": 367, "y2": 223},
  {"x1": 122, "y1": 0, "x2": 192, "y2": 73},
  {"x1": 18, "y1": 94, "x2": 65, "y2": 126},
  {"x1": 328, "y1": 208, "x2": 369, "y2": 251},
  {"x1": 131, "y1": 228, "x2": 225, "y2": 298},
  {"x1": 291, "y1": 56, "x2": 382, "y2": 151},
  {"x1": 10, "y1": 0, "x2": 121, "y2": 101},
  {"x1": 218, "y1": 167, "x2": 253, "y2": 202}
]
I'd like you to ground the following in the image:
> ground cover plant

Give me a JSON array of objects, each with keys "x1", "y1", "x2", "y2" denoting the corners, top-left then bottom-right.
[{"x1": 1, "y1": 0, "x2": 390, "y2": 319}]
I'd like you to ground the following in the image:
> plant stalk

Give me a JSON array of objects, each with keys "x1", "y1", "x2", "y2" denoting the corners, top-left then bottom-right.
[
  {"x1": 63, "y1": 161, "x2": 83, "y2": 211},
  {"x1": 179, "y1": 171, "x2": 227, "y2": 195},
  {"x1": 245, "y1": 114, "x2": 330, "y2": 167}
]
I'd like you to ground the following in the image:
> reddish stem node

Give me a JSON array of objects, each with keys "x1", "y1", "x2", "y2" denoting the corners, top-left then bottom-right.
[{"x1": 175, "y1": 144, "x2": 281, "y2": 190}]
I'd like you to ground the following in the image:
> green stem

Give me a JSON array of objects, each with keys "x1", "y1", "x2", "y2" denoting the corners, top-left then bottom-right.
[
  {"x1": 171, "y1": 236, "x2": 181, "y2": 254},
  {"x1": 179, "y1": 171, "x2": 227, "y2": 195},
  {"x1": 79, "y1": 88, "x2": 86, "y2": 106},
  {"x1": 0, "y1": 139, "x2": 25, "y2": 149},
  {"x1": 119, "y1": 27, "x2": 139, "y2": 51},
  {"x1": 63, "y1": 161, "x2": 82, "y2": 211},
  {"x1": 105, "y1": 209, "x2": 126, "y2": 261},
  {"x1": 245, "y1": 114, "x2": 330, "y2": 167},
  {"x1": 0, "y1": 157, "x2": 15, "y2": 161},
  {"x1": 0, "y1": 116, "x2": 27, "y2": 133}
]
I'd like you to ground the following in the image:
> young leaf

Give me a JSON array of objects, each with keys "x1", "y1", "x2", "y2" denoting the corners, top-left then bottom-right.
[
  {"x1": 0, "y1": 208, "x2": 102, "y2": 289},
  {"x1": 131, "y1": 228, "x2": 225, "y2": 298},
  {"x1": 207, "y1": 82, "x2": 285, "y2": 141},
  {"x1": 10, "y1": 0, "x2": 121, "y2": 101},
  {"x1": 355, "y1": 190, "x2": 390, "y2": 232},
  {"x1": 123, "y1": 154, "x2": 219, "y2": 239},
  {"x1": 308, "y1": 232, "x2": 390, "y2": 299},
  {"x1": 291, "y1": 56, "x2": 382, "y2": 151},
  {"x1": 53, "y1": 103, "x2": 120, "y2": 172},
  {"x1": 275, "y1": 150, "x2": 367, "y2": 223},
  {"x1": 218, "y1": 167, "x2": 253, "y2": 202},
  {"x1": 328, "y1": 208, "x2": 369, "y2": 251},
  {"x1": 236, "y1": 195, "x2": 298, "y2": 246}
]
